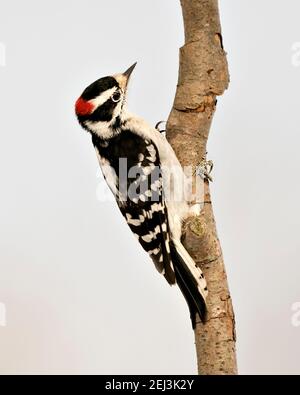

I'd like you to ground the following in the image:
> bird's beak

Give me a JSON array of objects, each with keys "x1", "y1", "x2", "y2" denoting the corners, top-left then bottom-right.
[
  {"x1": 114, "y1": 63, "x2": 137, "y2": 92},
  {"x1": 123, "y1": 62, "x2": 137, "y2": 81}
]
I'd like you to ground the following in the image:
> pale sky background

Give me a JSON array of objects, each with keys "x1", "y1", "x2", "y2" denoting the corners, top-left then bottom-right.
[{"x1": 0, "y1": 0, "x2": 300, "y2": 375}]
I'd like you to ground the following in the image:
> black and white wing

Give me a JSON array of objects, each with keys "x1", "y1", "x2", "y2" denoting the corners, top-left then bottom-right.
[{"x1": 117, "y1": 139, "x2": 176, "y2": 285}]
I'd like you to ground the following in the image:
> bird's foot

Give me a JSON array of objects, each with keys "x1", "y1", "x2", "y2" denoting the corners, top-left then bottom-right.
[{"x1": 195, "y1": 153, "x2": 214, "y2": 182}]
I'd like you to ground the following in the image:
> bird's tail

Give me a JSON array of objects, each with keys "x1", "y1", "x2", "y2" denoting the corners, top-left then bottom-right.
[{"x1": 170, "y1": 240, "x2": 208, "y2": 328}]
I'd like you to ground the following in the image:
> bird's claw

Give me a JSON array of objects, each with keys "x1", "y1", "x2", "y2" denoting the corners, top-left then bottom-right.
[
  {"x1": 195, "y1": 153, "x2": 214, "y2": 182},
  {"x1": 155, "y1": 121, "x2": 166, "y2": 135}
]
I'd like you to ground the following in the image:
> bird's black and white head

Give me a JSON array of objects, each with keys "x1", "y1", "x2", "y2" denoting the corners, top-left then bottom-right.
[{"x1": 75, "y1": 63, "x2": 136, "y2": 139}]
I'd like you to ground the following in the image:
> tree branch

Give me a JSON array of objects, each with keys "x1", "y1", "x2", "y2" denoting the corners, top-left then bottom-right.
[{"x1": 166, "y1": 0, "x2": 237, "y2": 375}]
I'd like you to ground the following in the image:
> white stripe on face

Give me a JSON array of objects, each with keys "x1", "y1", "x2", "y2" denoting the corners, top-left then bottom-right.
[{"x1": 89, "y1": 87, "x2": 118, "y2": 111}]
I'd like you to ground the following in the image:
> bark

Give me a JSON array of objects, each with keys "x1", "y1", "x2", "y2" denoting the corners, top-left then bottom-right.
[{"x1": 166, "y1": 0, "x2": 237, "y2": 375}]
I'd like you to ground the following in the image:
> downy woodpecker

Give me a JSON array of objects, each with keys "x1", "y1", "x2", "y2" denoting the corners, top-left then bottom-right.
[{"x1": 75, "y1": 63, "x2": 208, "y2": 327}]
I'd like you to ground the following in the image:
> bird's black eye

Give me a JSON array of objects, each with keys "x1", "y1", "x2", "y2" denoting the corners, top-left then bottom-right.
[{"x1": 111, "y1": 91, "x2": 122, "y2": 103}]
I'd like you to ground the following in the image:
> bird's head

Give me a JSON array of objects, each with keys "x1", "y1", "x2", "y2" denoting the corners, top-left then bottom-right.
[{"x1": 75, "y1": 63, "x2": 137, "y2": 138}]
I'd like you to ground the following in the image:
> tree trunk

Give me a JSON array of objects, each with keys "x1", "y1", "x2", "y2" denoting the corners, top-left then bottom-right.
[{"x1": 166, "y1": 0, "x2": 237, "y2": 375}]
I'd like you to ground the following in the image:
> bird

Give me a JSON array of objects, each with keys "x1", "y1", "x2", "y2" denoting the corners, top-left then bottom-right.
[{"x1": 75, "y1": 63, "x2": 208, "y2": 327}]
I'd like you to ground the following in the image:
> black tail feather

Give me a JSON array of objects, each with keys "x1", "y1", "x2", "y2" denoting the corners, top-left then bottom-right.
[{"x1": 170, "y1": 242, "x2": 207, "y2": 328}]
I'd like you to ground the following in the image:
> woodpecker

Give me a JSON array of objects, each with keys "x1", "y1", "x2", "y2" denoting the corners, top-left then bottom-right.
[{"x1": 75, "y1": 63, "x2": 208, "y2": 327}]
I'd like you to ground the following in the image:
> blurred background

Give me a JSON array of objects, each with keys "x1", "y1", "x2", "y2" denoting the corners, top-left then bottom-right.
[{"x1": 0, "y1": 0, "x2": 299, "y2": 374}]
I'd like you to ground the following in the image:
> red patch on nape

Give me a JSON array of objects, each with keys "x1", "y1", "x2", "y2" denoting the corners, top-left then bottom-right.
[{"x1": 75, "y1": 97, "x2": 94, "y2": 116}]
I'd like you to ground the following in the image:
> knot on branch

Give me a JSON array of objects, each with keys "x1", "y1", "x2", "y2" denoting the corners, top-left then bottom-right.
[{"x1": 182, "y1": 210, "x2": 223, "y2": 268}]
